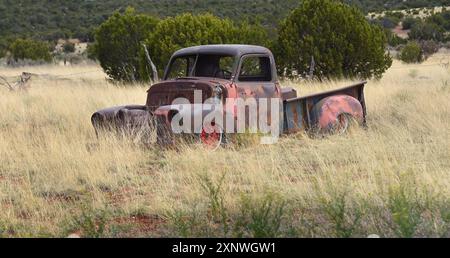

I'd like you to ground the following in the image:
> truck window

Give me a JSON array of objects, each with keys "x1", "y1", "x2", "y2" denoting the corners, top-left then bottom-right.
[
  {"x1": 238, "y1": 56, "x2": 272, "y2": 82},
  {"x1": 194, "y1": 55, "x2": 234, "y2": 79},
  {"x1": 167, "y1": 55, "x2": 196, "y2": 79}
]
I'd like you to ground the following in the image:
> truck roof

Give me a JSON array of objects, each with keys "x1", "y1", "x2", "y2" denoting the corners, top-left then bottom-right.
[{"x1": 172, "y1": 44, "x2": 272, "y2": 58}]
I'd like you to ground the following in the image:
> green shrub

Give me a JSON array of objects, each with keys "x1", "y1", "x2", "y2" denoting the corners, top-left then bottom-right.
[
  {"x1": 409, "y1": 22, "x2": 444, "y2": 41},
  {"x1": 166, "y1": 173, "x2": 287, "y2": 238},
  {"x1": 275, "y1": 0, "x2": 392, "y2": 80},
  {"x1": 63, "y1": 42, "x2": 75, "y2": 53},
  {"x1": 398, "y1": 42, "x2": 423, "y2": 63},
  {"x1": 388, "y1": 185, "x2": 422, "y2": 237},
  {"x1": 141, "y1": 13, "x2": 268, "y2": 80},
  {"x1": 402, "y1": 17, "x2": 420, "y2": 30},
  {"x1": 64, "y1": 205, "x2": 111, "y2": 238},
  {"x1": 420, "y1": 40, "x2": 439, "y2": 59},
  {"x1": 198, "y1": 173, "x2": 229, "y2": 235},
  {"x1": 427, "y1": 10, "x2": 450, "y2": 31},
  {"x1": 86, "y1": 43, "x2": 97, "y2": 60},
  {"x1": 9, "y1": 38, "x2": 52, "y2": 62},
  {"x1": 235, "y1": 194, "x2": 286, "y2": 238},
  {"x1": 0, "y1": 48, "x2": 5, "y2": 59},
  {"x1": 380, "y1": 16, "x2": 399, "y2": 29},
  {"x1": 317, "y1": 184, "x2": 363, "y2": 238},
  {"x1": 383, "y1": 11, "x2": 403, "y2": 19},
  {"x1": 0, "y1": 38, "x2": 8, "y2": 58},
  {"x1": 93, "y1": 7, "x2": 159, "y2": 82}
]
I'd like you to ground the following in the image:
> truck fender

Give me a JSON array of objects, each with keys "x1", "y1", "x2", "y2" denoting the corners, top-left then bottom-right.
[
  {"x1": 154, "y1": 104, "x2": 220, "y2": 133},
  {"x1": 311, "y1": 95, "x2": 363, "y2": 132},
  {"x1": 91, "y1": 105, "x2": 150, "y2": 132}
]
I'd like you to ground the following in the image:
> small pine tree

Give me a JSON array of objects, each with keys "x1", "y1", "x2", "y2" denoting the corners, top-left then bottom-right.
[
  {"x1": 93, "y1": 7, "x2": 159, "y2": 82},
  {"x1": 398, "y1": 42, "x2": 423, "y2": 63},
  {"x1": 274, "y1": 0, "x2": 392, "y2": 80}
]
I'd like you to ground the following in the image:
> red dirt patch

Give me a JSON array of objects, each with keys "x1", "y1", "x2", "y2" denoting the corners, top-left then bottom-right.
[
  {"x1": 392, "y1": 25, "x2": 409, "y2": 39},
  {"x1": 113, "y1": 214, "x2": 166, "y2": 236}
]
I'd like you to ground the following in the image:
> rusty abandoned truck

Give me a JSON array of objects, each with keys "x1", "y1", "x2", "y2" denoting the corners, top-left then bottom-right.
[{"x1": 92, "y1": 45, "x2": 366, "y2": 148}]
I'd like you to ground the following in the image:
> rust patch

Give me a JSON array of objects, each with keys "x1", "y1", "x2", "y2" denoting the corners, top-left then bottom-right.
[{"x1": 314, "y1": 95, "x2": 364, "y2": 130}]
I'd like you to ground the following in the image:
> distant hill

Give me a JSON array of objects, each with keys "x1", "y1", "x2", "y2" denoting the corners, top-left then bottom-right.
[{"x1": 0, "y1": 0, "x2": 447, "y2": 41}]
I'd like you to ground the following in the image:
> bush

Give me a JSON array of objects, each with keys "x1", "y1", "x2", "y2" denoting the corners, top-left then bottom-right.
[
  {"x1": 73, "y1": 28, "x2": 94, "y2": 42},
  {"x1": 388, "y1": 185, "x2": 423, "y2": 238},
  {"x1": 379, "y1": 12, "x2": 405, "y2": 29},
  {"x1": 167, "y1": 173, "x2": 286, "y2": 238},
  {"x1": 63, "y1": 42, "x2": 75, "y2": 53},
  {"x1": 86, "y1": 43, "x2": 97, "y2": 61},
  {"x1": 427, "y1": 10, "x2": 450, "y2": 31},
  {"x1": 43, "y1": 30, "x2": 71, "y2": 42},
  {"x1": 141, "y1": 13, "x2": 268, "y2": 80},
  {"x1": 93, "y1": 7, "x2": 159, "y2": 82},
  {"x1": 275, "y1": 0, "x2": 392, "y2": 80},
  {"x1": 402, "y1": 17, "x2": 420, "y2": 30},
  {"x1": 380, "y1": 16, "x2": 399, "y2": 29},
  {"x1": 9, "y1": 38, "x2": 52, "y2": 62},
  {"x1": 409, "y1": 22, "x2": 444, "y2": 41},
  {"x1": 398, "y1": 42, "x2": 423, "y2": 63},
  {"x1": 420, "y1": 40, "x2": 439, "y2": 59},
  {"x1": 0, "y1": 41, "x2": 7, "y2": 58}
]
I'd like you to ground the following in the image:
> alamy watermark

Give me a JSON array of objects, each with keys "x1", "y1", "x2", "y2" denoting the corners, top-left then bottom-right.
[{"x1": 168, "y1": 90, "x2": 281, "y2": 144}]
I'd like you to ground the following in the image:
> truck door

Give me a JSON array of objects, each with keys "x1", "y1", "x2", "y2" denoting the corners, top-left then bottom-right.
[{"x1": 235, "y1": 54, "x2": 281, "y2": 132}]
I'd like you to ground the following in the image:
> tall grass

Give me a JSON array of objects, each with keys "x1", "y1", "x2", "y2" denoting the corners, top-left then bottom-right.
[{"x1": 0, "y1": 52, "x2": 449, "y2": 237}]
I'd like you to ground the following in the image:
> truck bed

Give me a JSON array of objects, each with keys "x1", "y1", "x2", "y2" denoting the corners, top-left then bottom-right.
[{"x1": 283, "y1": 82, "x2": 367, "y2": 132}]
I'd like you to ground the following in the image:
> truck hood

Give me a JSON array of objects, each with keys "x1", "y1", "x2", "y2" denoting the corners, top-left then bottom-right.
[{"x1": 146, "y1": 78, "x2": 230, "y2": 110}]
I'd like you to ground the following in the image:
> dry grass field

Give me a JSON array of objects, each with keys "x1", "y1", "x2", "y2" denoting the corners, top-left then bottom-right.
[{"x1": 0, "y1": 51, "x2": 449, "y2": 238}]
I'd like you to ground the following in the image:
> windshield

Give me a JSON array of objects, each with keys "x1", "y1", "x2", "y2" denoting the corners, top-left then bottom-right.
[{"x1": 166, "y1": 54, "x2": 236, "y2": 80}]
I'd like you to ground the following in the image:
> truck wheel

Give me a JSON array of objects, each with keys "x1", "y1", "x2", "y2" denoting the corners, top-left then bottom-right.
[
  {"x1": 199, "y1": 122, "x2": 224, "y2": 150},
  {"x1": 311, "y1": 95, "x2": 363, "y2": 134},
  {"x1": 333, "y1": 113, "x2": 351, "y2": 134}
]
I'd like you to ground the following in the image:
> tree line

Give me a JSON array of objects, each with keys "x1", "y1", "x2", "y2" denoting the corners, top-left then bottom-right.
[
  {"x1": 89, "y1": 0, "x2": 395, "y2": 81},
  {"x1": 5, "y1": 0, "x2": 450, "y2": 79},
  {"x1": 0, "y1": 0, "x2": 445, "y2": 42},
  {"x1": 5, "y1": 0, "x2": 450, "y2": 80},
  {"x1": 2, "y1": 0, "x2": 395, "y2": 80}
]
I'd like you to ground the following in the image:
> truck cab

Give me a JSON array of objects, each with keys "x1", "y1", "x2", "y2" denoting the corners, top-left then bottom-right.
[{"x1": 146, "y1": 45, "x2": 283, "y2": 109}]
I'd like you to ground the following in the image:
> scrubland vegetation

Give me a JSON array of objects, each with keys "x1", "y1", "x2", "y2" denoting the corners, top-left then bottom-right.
[
  {"x1": 0, "y1": 50, "x2": 448, "y2": 237},
  {"x1": 2, "y1": 1, "x2": 449, "y2": 81},
  {"x1": 0, "y1": 0, "x2": 449, "y2": 238},
  {"x1": 0, "y1": 0, "x2": 446, "y2": 42}
]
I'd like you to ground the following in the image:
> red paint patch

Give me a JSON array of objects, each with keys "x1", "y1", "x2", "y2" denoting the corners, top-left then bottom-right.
[{"x1": 315, "y1": 95, "x2": 363, "y2": 130}]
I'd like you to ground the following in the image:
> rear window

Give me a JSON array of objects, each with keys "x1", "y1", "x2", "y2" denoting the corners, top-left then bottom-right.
[{"x1": 238, "y1": 56, "x2": 272, "y2": 82}]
